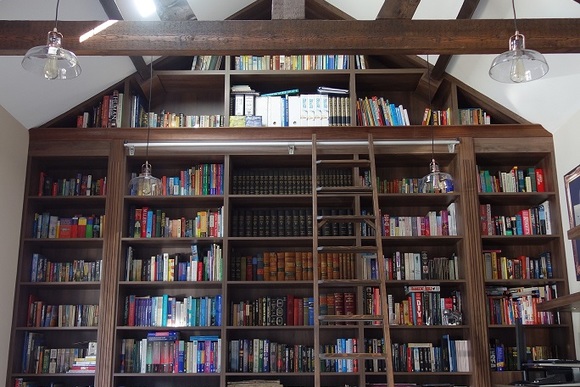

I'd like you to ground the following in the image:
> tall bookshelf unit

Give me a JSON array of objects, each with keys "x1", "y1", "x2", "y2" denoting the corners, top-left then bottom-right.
[{"x1": 7, "y1": 55, "x2": 575, "y2": 387}]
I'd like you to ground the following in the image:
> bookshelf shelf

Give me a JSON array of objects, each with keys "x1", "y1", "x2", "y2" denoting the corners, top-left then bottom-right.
[{"x1": 8, "y1": 57, "x2": 575, "y2": 387}]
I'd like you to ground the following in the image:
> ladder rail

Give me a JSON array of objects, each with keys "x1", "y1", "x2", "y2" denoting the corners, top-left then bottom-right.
[{"x1": 312, "y1": 133, "x2": 394, "y2": 387}]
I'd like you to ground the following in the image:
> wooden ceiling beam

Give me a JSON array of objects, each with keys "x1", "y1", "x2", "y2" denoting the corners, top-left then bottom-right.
[
  {"x1": 376, "y1": 0, "x2": 420, "y2": 19},
  {"x1": 272, "y1": 0, "x2": 305, "y2": 19},
  {"x1": 431, "y1": 0, "x2": 481, "y2": 80},
  {"x1": 1, "y1": 19, "x2": 579, "y2": 56}
]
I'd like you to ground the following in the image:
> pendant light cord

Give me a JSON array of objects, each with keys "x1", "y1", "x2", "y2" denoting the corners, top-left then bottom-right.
[
  {"x1": 54, "y1": 0, "x2": 60, "y2": 30},
  {"x1": 511, "y1": 0, "x2": 518, "y2": 32},
  {"x1": 427, "y1": 54, "x2": 434, "y2": 161},
  {"x1": 146, "y1": 56, "x2": 153, "y2": 164}
]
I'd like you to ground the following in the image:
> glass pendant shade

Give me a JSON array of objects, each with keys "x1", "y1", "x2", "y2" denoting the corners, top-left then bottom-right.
[
  {"x1": 129, "y1": 162, "x2": 162, "y2": 196},
  {"x1": 420, "y1": 159, "x2": 454, "y2": 193},
  {"x1": 489, "y1": 32, "x2": 549, "y2": 83},
  {"x1": 21, "y1": 28, "x2": 81, "y2": 80}
]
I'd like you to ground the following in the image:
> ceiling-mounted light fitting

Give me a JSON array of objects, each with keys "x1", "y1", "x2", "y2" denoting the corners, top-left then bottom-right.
[
  {"x1": 489, "y1": 0, "x2": 548, "y2": 83},
  {"x1": 21, "y1": 0, "x2": 81, "y2": 80},
  {"x1": 128, "y1": 57, "x2": 161, "y2": 196}
]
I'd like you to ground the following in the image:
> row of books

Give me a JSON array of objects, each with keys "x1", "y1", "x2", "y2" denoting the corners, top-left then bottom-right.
[
  {"x1": 127, "y1": 207, "x2": 223, "y2": 239},
  {"x1": 120, "y1": 332, "x2": 222, "y2": 374},
  {"x1": 320, "y1": 338, "x2": 359, "y2": 372},
  {"x1": 231, "y1": 208, "x2": 313, "y2": 238},
  {"x1": 231, "y1": 167, "x2": 353, "y2": 195},
  {"x1": 477, "y1": 166, "x2": 545, "y2": 193},
  {"x1": 374, "y1": 177, "x2": 425, "y2": 194},
  {"x1": 129, "y1": 163, "x2": 224, "y2": 197},
  {"x1": 38, "y1": 172, "x2": 106, "y2": 197},
  {"x1": 384, "y1": 286, "x2": 462, "y2": 326},
  {"x1": 483, "y1": 250, "x2": 553, "y2": 280},
  {"x1": 21, "y1": 333, "x2": 96, "y2": 374},
  {"x1": 489, "y1": 339, "x2": 559, "y2": 371},
  {"x1": 26, "y1": 295, "x2": 98, "y2": 328},
  {"x1": 479, "y1": 201, "x2": 552, "y2": 236},
  {"x1": 32, "y1": 213, "x2": 104, "y2": 239},
  {"x1": 125, "y1": 244, "x2": 223, "y2": 282},
  {"x1": 356, "y1": 96, "x2": 410, "y2": 126},
  {"x1": 319, "y1": 292, "x2": 356, "y2": 324},
  {"x1": 233, "y1": 54, "x2": 358, "y2": 70},
  {"x1": 144, "y1": 110, "x2": 225, "y2": 128},
  {"x1": 191, "y1": 55, "x2": 223, "y2": 70},
  {"x1": 30, "y1": 254, "x2": 101, "y2": 283},
  {"x1": 458, "y1": 107, "x2": 490, "y2": 125},
  {"x1": 124, "y1": 294, "x2": 222, "y2": 328},
  {"x1": 485, "y1": 285, "x2": 558, "y2": 325},
  {"x1": 231, "y1": 295, "x2": 315, "y2": 327},
  {"x1": 229, "y1": 251, "x2": 356, "y2": 282},
  {"x1": 392, "y1": 337, "x2": 470, "y2": 373},
  {"x1": 231, "y1": 92, "x2": 351, "y2": 127},
  {"x1": 422, "y1": 108, "x2": 453, "y2": 126},
  {"x1": 368, "y1": 251, "x2": 459, "y2": 281},
  {"x1": 381, "y1": 205, "x2": 458, "y2": 237},
  {"x1": 228, "y1": 339, "x2": 314, "y2": 373},
  {"x1": 77, "y1": 89, "x2": 123, "y2": 128}
]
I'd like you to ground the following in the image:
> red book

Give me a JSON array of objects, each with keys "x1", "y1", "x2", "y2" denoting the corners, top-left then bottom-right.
[
  {"x1": 535, "y1": 168, "x2": 545, "y2": 192},
  {"x1": 414, "y1": 292, "x2": 423, "y2": 325},
  {"x1": 344, "y1": 292, "x2": 356, "y2": 316},
  {"x1": 134, "y1": 208, "x2": 143, "y2": 238},
  {"x1": 297, "y1": 297, "x2": 304, "y2": 326},
  {"x1": 334, "y1": 292, "x2": 345, "y2": 317},
  {"x1": 59, "y1": 217, "x2": 72, "y2": 238},
  {"x1": 287, "y1": 294, "x2": 294, "y2": 326},
  {"x1": 141, "y1": 207, "x2": 149, "y2": 238}
]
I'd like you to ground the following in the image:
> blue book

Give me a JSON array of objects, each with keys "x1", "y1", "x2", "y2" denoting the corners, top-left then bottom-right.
[
  {"x1": 215, "y1": 295, "x2": 222, "y2": 326},
  {"x1": 161, "y1": 294, "x2": 168, "y2": 326}
]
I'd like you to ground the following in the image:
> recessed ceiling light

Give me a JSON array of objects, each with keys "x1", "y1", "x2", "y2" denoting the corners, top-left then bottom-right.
[{"x1": 135, "y1": 0, "x2": 156, "y2": 18}]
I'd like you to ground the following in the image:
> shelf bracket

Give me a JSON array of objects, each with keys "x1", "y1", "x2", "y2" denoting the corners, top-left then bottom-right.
[
  {"x1": 128, "y1": 145, "x2": 135, "y2": 156},
  {"x1": 448, "y1": 142, "x2": 456, "y2": 153},
  {"x1": 288, "y1": 144, "x2": 295, "y2": 155}
]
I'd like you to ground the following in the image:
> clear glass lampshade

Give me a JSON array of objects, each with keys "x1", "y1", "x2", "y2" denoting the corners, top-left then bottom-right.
[
  {"x1": 489, "y1": 32, "x2": 549, "y2": 83},
  {"x1": 21, "y1": 28, "x2": 82, "y2": 80},
  {"x1": 420, "y1": 159, "x2": 454, "y2": 193},
  {"x1": 129, "y1": 162, "x2": 162, "y2": 196}
]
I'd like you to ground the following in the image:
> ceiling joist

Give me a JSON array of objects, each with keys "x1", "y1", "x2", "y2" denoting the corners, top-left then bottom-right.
[{"x1": 1, "y1": 19, "x2": 579, "y2": 56}]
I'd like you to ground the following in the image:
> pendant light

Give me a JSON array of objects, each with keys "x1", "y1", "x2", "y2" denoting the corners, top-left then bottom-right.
[
  {"x1": 21, "y1": 0, "x2": 81, "y2": 80},
  {"x1": 128, "y1": 58, "x2": 162, "y2": 196},
  {"x1": 420, "y1": 55, "x2": 454, "y2": 194},
  {"x1": 489, "y1": 0, "x2": 549, "y2": 83}
]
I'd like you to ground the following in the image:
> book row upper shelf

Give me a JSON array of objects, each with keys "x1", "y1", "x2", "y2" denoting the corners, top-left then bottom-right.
[{"x1": 44, "y1": 53, "x2": 504, "y2": 129}]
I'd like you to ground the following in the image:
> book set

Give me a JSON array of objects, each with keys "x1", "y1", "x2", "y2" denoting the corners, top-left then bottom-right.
[
  {"x1": 20, "y1": 334, "x2": 96, "y2": 375},
  {"x1": 356, "y1": 96, "x2": 410, "y2": 126},
  {"x1": 38, "y1": 171, "x2": 106, "y2": 197},
  {"x1": 228, "y1": 339, "x2": 314, "y2": 373},
  {"x1": 124, "y1": 294, "x2": 222, "y2": 328},
  {"x1": 230, "y1": 89, "x2": 351, "y2": 128},
  {"x1": 125, "y1": 244, "x2": 223, "y2": 282},
  {"x1": 120, "y1": 332, "x2": 222, "y2": 374},
  {"x1": 485, "y1": 285, "x2": 558, "y2": 325},
  {"x1": 377, "y1": 251, "x2": 459, "y2": 281},
  {"x1": 32, "y1": 213, "x2": 104, "y2": 239},
  {"x1": 233, "y1": 54, "x2": 358, "y2": 71},
  {"x1": 30, "y1": 254, "x2": 101, "y2": 283},
  {"x1": 483, "y1": 250, "x2": 553, "y2": 280},
  {"x1": 489, "y1": 339, "x2": 558, "y2": 372},
  {"x1": 380, "y1": 205, "x2": 457, "y2": 237},
  {"x1": 231, "y1": 295, "x2": 316, "y2": 327},
  {"x1": 319, "y1": 292, "x2": 356, "y2": 324},
  {"x1": 230, "y1": 208, "x2": 313, "y2": 238},
  {"x1": 320, "y1": 338, "x2": 359, "y2": 373},
  {"x1": 26, "y1": 296, "x2": 99, "y2": 328},
  {"x1": 479, "y1": 201, "x2": 551, "y2": 236},
  {"x1": 127, "y1": 206, "x2": 223, "y2": 238},
  {"x1": 191, "y1": 55, "x2": 224, "y2": 71},
  {"x1": 76, "y1": 89, "x2": 123, "y2": 129},
  {"x1": 477, "y1": 166, "x2": 545, "y2": 193}
]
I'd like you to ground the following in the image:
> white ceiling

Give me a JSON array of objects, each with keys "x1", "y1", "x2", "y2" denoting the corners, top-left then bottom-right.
[{"x1": 0, "y1": 0, "x2": 579, "y2": 132}]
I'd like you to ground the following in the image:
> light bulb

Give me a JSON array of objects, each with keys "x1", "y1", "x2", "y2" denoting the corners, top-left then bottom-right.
[
  {"x1": 509, "y1": 54, "x2": 527, "y2": 83},
  {"x1": 43, "y1": 52, "x2": 59, "y2": 80}
]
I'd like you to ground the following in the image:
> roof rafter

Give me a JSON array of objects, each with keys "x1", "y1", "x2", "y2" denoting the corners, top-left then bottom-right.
[
  {"x1": 376, "y1": 0, "x2": 420, "y2": 19},
  {"x1": 1, "y1": 19, "x2": 579, "y2": 56}
]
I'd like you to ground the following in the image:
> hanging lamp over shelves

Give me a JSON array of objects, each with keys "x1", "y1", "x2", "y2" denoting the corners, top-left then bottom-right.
[
  {"x1": 420, "y1": 54, "x2": 454, "y2": 194},
  {"x1": 21, "y1": 0, "x2": 81, "y2": 80},
  {"x1": 489, "y1": 0, "x2": 549, "y2": 83},
  {"x1": 128, "y1": 57, "x2": 161, "y2": 196}
]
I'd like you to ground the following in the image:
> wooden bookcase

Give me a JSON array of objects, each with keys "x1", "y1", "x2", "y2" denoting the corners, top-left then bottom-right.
[{"x1": 7, "y1": 55, "x2": 575, "y2": 387}]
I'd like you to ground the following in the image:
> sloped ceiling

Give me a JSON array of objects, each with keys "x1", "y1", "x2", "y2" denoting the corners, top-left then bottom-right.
[{"x1": 0, "y1": 0, "x2": 579, "y2": 132}]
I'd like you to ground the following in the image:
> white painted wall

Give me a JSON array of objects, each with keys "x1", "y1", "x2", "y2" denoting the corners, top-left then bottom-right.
[{"x1": 0, "y1": 106, "x2": 28, "y2": 383}]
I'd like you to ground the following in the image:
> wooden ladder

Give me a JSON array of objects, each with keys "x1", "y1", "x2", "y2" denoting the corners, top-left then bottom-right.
[{"x1": 312, "y1": 133, "x2": 394, "y2": 387}]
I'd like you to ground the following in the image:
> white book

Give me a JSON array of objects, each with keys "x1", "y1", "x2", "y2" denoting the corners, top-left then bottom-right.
[
  {"x1": 287, "y1": 95, "x2": 301, "y2": 126},
  {"x1": 254, "y1": 96, "x2": 269, "y2": 126},
  {"x1": 267, "y1": 96, "x2": 282, "y2": 126}
]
